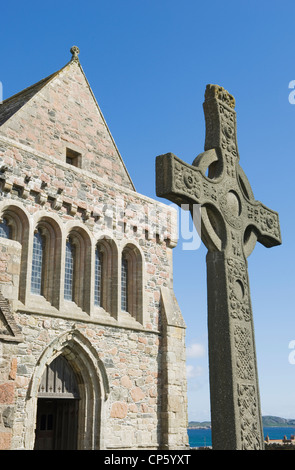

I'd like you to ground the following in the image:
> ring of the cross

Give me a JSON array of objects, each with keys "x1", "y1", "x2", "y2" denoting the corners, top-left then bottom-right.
[
  {"x1": 219, "y1": 188, "x2": 242, "y2": 230},
  {"x1": 200, "y1": 166, "x2": 258, "y2": 256}
]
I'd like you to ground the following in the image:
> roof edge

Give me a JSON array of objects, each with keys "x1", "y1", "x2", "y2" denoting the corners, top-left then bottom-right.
[
  {"x1": 1, "y1": 46, "x2": 136, "y2": 191},
  {"x1": 75, "y1": 58, "x2": 136, "y2": 191}
]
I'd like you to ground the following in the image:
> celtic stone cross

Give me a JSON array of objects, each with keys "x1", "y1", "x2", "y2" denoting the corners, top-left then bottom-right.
[{"x1": 156, "y1": 84, "x2": 281, "y2": 450}]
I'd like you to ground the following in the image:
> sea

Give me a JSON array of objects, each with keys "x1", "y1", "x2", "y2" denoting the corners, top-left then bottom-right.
[{"x1": 187, "y1": 426, "x2": 295, "y2": 448}]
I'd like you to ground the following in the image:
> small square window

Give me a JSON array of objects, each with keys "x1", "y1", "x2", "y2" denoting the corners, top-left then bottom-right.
[{"x1": 66, "y1": 148, "x2": 82, "y2": 168}]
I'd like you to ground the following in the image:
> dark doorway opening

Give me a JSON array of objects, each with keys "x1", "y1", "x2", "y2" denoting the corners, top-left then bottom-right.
[
  {"x1": 34, "y1": 398, "x2": 79, "y2": 450},
  {"x1": 34, "y1": 355, "x2": 80, "y2": 450}
]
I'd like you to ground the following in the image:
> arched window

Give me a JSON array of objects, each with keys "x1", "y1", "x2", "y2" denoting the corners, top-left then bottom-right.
[
  {"x1": 64, "y1": 228, "x2": 91, "y2": 312},
  {"x1": 0, "y1": 205, "x2": 30, "y2": 304},
  {"x1": 94, "y1": 248, "x2": 103, "y2": 307},
  {"x1": 94, "y1": 238, "x2": 118, "y2": 318},
  {"x1": 121, "y1": 256, "x2": 128, "y2": 312},
  {"x1": 29, "y1": 217, "x2": 62, "y2": 307},
  {"x1": 64, "y1": 238, "x2": 75, "y2": 301},
  {"x1": 121, "y1": 244, "x2": 143, "y2": 323},
  {"x1": 0, "y1": 217, "x2": 11, "y2": 239},
  {"x1": 31, "y1": 229, "x2": 44, "y2": 295},
  {"x1": 0, "y1": 207, "x2": 26, "y2": 242}
]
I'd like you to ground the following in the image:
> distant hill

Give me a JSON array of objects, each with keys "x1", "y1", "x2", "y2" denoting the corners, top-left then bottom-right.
[
  {"x1": 188, "y1": 416, "x2": 295, "y2": 429},
  {"x1": 262, "y1": 416, "x2": 295, "y2": 427},
  {"x1": 188, "y1": 421, "x2": 211, "y2": 429}
]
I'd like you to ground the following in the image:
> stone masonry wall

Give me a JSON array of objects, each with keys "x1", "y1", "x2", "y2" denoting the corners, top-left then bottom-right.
[
  {"x1": 12, "y1": 314, "x2": 161, "y2": 449},
  {"x1": 0, "y1": 341, "x2": 18, "y2": 450}
]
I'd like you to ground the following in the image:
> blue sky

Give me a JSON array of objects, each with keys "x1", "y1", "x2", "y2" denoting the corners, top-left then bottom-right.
[{"x1": 1, "y1": 0, "x2": 295, "y2": 422}]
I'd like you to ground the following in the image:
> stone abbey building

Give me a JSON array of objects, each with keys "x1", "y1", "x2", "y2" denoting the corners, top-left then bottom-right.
[{"x1": 0, "y1": 47, "x2": 188, "y2": 450}]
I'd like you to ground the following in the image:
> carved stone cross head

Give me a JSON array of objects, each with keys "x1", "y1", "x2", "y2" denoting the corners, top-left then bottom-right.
[
  {"x1": 156, "y1": 84, "x2": 281, "y2": 259},
  {"x1": 156, "y1": 84, "x2": 282, "y2": 450},
  {"x1": 70, "y1": 45, "x2": 80, "y2": 62}
]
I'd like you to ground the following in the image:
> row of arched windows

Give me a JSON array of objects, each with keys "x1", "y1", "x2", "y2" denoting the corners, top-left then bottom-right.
[{"x1": 0, "y1": 207, "x2": 143, "y2": 323}]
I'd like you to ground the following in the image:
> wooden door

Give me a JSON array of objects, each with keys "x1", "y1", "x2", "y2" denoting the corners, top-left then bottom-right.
[
  {"x1": 34, "y1": 398, "x2": 79, "y2": 450},
  {"x1": 34, "y1": 355, "x2": 80, "y2": 450},
  {"x1": 34, "y1": 400, "x2": 55, "y2": 450}
]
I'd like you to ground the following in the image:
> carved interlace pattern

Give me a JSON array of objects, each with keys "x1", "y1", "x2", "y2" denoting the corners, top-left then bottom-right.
[
  {"x1": 227, "y1": 258, "x2": 263, "y2": 448},
  {"x1": 227, "y1": 258, "x2": 251, "y2": 322},
  {"x1": 234, "y1": 325, "x2": 255, "y2": 380},
  {"x1": 230, "y1": 230, "x2": 242, "y2": 258},
  {"x1": 174, "y1": 160, "x2": 218, "y2": 205},
  {"x1": 237, "y1": 384, "x2": 262, "y2": 450},
  {"x1": 247, "y1": 204, "x2": 280, "y2": 241},
  {"x1": 174, "y1": 161, "x2": 202, "y2": 201},
  {"x1": 219, "y1": 104, "x2": 238, "y2": 178}
]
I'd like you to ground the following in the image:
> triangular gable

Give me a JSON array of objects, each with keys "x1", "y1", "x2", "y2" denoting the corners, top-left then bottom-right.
[{"x1": 0, "y1": 48, "x2": 135, "y2": 190}]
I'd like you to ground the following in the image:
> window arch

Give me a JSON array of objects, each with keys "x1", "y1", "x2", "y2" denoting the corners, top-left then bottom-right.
[
  {"x1": 30, "y1": 217, "x2": 62, "y2": 307},
  {"x1": 64, "y1": 228, "x2": 91, "y2": 313},
  {"x1": 0, "y1": 204, "x2": 30, "y2": 303},
  {"x1": 0, "y1": 205, "x2": 28, "y2": 243},
  {"x1": 94, "y1": 238, "x2": 118, "y2": 318},
  {"x1": 121, "y1": 244, "x2": 143, "y2": 323}
]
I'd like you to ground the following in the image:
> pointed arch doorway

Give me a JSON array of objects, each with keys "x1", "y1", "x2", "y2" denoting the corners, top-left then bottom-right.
[
  {"x1": 27, "y1": 330, "x2": 109, "y2": 450},
  {"x1": 34, "y1": 355, "x2": 80, "y2": 450}
]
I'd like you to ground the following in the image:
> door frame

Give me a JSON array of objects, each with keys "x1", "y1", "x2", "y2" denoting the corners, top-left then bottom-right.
[{"x1": 24, "y1": 329, "x2": 110, "y2": 450}]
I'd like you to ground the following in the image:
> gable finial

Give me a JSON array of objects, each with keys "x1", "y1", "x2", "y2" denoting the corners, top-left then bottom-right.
[{"x1": 70, "y1": 46, "x2": 80, "y2": 62}]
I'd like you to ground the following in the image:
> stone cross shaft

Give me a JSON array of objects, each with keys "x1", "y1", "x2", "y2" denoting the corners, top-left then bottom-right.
[{"x1": 156, "y1": 84, "x2": 281, "y2": 450}]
